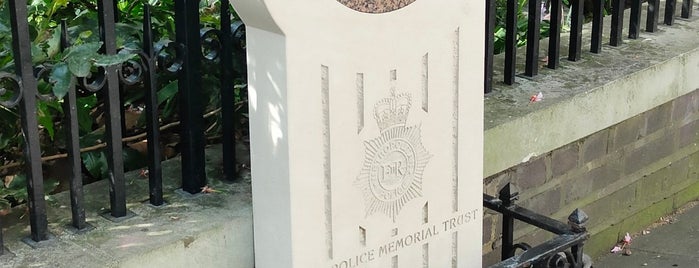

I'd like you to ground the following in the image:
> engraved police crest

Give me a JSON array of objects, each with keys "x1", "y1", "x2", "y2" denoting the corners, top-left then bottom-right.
[{"x1": 356, "y1": 89, "x2": 431, "y2": 221}]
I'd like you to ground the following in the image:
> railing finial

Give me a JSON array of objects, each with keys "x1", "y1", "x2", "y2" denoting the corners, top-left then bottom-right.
[
  {"x1": 498, "y1": 183, "x2": 519, "y2": 206},
  {"x1": 568, "y1": 208, "x2": 589, "y2": 233}
]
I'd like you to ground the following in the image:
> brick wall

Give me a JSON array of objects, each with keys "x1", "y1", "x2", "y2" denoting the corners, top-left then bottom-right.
[{"x1": 482, "y1": 89, "x2": 699, "y2": 266}]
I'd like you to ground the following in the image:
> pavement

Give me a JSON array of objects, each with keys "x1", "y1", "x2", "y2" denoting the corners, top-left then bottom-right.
[{"x1": 594, "y1": 202, "x2": 699, "y2": 267}]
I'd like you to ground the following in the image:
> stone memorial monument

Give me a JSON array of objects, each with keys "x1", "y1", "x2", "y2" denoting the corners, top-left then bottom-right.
[{"x1": 230, "y1": 0, "x2": 484, "y2": 267}]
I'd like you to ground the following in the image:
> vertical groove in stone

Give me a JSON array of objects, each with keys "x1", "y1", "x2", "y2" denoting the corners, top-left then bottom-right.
[
  {"x1": 422, "y1": 53, "x2": 429, "y2": 112},
  {"x1": 359, "y1": 226, "x2": 366, "y2": 246},
  {"x1": 423, "y1": 243, "x2": 429, "y2": 268},
  {"x1": 390, "y1": 69, "x2": 397, "y2": 83},
  {"x1": 422, "y1": 202, "x2": 429, "y2": 224},
  {"x1": 450, "y1": 29, "x2": 460, "y2": 268},
  {"x1": 451, "y1": 232, "x2": 458, "y2": 268},
  {"x1": 321, "y1": 65, "x2": 333, "y2": 259},
  {"x1": 357, "y1": 73, "x2": 364, "y2": 134},
  {"x1": 452, "y1": 28, "x2": 460, "y2": 213}
]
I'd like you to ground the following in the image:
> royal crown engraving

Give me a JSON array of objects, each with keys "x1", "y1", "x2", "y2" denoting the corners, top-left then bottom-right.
[
  {"x1": 356, "y1": 88, "x2": 431, "y2": 221},
  {"x1": 374, "y1": 91, "x2": 411, "y2": 130}
]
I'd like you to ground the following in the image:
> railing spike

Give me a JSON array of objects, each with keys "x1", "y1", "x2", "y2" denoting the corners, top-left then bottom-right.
[
  {"x1": 568, "y1": 208, "x2": 589, "y2": 233},
  {"x1": 499, "y1": 183, "x2": 520, "y2": 206}
]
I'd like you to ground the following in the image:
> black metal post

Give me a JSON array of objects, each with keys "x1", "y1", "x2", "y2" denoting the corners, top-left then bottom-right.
[
  {"x1": 64, "y1": 73, "x2": 87, "y2": 229},
  {"x1": 60, "y1": 20, "x2": 87, "y2": 230},
  {"x1": 175, "y1": 0, "x2": 207, "y2": 194},
  {"x1": 646, "y1": 0, "x2": 660, "y2": 32},
  {"x1": 611, "y1": 0, "x2": 625, "y2": 46},
  {"x1": 485, "y1": 0, "x2": 495, "y2": 93},
  {"x1": 629, "y1": 0, "x2": 642, "y2": 39},
  {"x1": 591, "y1": 0, "x2": 604, "y2": 53},
  {"x1": 548, "y1": 0, "x2": 562, "y2": 69},
  {"x1": 143, "y1": 4, "x2": 164, "y2": 206},
  {"x1": 525, "y1": 0, "x2": 541, "y2": 77},
  {"x1": 97, "y1": 0, "x2": 127, "y2": 218},
  {"x1": 114, "y1": 0, "x2": 126, "y2": 138},
  {"x1": 9, "y1": 0, "x2": 49, "y2": 242},
  {"x1": 568, "y1": 0, "x2": 584, "y2": 61},
  {"x1": 504, "y1": 0, "x2": 517, "y2": 85},
  {"x1": 0, "y1": 215, "x2": 3, "y2": 255},
  {"x1": 113, "y1": 0, "x2": 119, "y2": 22},
  {"x1": 569, "y1": 209, "x2": 589, "y2": 268},
  {"x1": 682, "y1": 0, "x2": 693, "y2": 18},
  {"x1": 665, "y1": 0, "x2": 676, "y2": 25},
  {"x1": 499, "y1": 183, "x2": 519, "y2": 260},
  {"x1": 220, "y1": 2, "x2": 238, "y2": 181}
]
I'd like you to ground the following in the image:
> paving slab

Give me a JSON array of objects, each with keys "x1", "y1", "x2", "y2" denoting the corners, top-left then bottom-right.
[{"x1": 595, "y1": 202, "x2": 699, "y2": 267}]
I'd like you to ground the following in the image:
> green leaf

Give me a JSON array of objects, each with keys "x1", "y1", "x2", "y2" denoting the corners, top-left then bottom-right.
[
  {"x1": 78, "y1": 30, "x2": 93, "y2": 40},
  {"x1": 48, "y1": 0, "x2": 69, "y2": 14},
  {"x1": 79, "y1": 131, "x2": 103, "y2": 148},
  {"x1": 76, "y1": 95, "x2": 97, "y2": 134},
  {"x1": 162, "y1": 96, "x2": 178, "y2": 119},
  {"x1": 0, "y1": 132, "x2": 10, "y2": 150},
  {"x1": 66, "y1": 55, "x2": 93, "y2": 77},
  {"x1": 37, "y1": 101, "x2": 55, "y2": 140},
  {"x1": 44, "y1": 178, "x2": 59, "y2": 195},
  {"x1": 0, "y1": 198, "x2": 9, "y2": 211},
  {"x1": 46, "y1": 27, "x2": 62, "y2": 59},
  {"x1": 93, "y1": 53, "x2": 134, "y2": 66},
  {"x1": 157, "y1": 81, "x2": 178, "y2": 105},
  {"x1": 0, "y1": 21, "x2": 9, "y2": 33},
  {"x1": 49, "y1": 62, "x2": 73, "y2": 99},
  {"x1": 29, "y1": 0, "x2": 45, "y2": 9},
  {"x1": 6, "y1": 173, "x2": 26, "y2": 190},
  {"x1": 82, "y1": 150, "x2": 107, "y2": 179},
  {"x1": 123, "y1": 147, "x2": 147, "y2": 172},
  {"x1": 65, "y1": 42, "x2": 102, "y2": 77},
  {"x1": 31, "y1": 43, "x2": 47, "y2": 63},
  {"x1": 73, "y1": 8, "x2": 90, "y2": 21},
  {"x1": 66, "y1": 42, "x2": 103, "y2": 57},
  {"x1": 43, "y1": 97, "x2": 63, "y2": 114}
]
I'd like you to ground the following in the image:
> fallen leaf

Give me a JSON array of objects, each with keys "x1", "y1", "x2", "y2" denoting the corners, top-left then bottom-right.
[
  {"x1": 201, "y1": 185, "x2": 218, "y2": 194},
  {"x1": 4, "y1": 175, "x2": 13, "y2": 188},
  {"x1": 139, "y1": 169, "x2": 149, "y2": 178},
  {"x1": 529, "y1": 92, "x2": 543, "y2": 103},
  {"x1": 624, "y1": 232, "x2": 632, "y2": 243},
  {"x1": 611, "y1": 245, "x2": 622, "y2": 253},
  {"x1": 127, "y1": 140, "x2": 149, "y2": 155}
]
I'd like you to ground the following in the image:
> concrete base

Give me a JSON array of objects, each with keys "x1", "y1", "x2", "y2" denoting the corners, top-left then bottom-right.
[{"x1": 0, "y1": 145, "x2": 253, "y2": 268}]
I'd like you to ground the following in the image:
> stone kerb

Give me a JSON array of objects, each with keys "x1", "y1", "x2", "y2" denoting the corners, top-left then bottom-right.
[{"x1": 230, "y1": 1, "x2": 484, "y2": 268}]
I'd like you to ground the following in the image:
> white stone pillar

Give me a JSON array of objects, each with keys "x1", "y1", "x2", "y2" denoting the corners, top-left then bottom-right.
[{"x1": 230, "y1": 1, "x2": 484, "y2": 267}]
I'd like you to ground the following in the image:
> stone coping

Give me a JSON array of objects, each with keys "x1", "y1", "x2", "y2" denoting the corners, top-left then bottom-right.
[
  {"x1": 484, "y1": 7, "x2": 699, "y2": 177},
  {"x1": 0, "y1": 145, "x2": 254, "y2": 268}
]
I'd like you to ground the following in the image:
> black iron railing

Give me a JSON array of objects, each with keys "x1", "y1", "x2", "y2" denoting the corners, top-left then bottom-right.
[
  {"x1": 484, "y1": 0, "x2": 695, "y2": 93},
  {"x1": 484, "y1": 183, "x2": 590, "y2": 268},
  {"x1": 0, "y1": 0, "x2": 244, "y2": 253}
]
